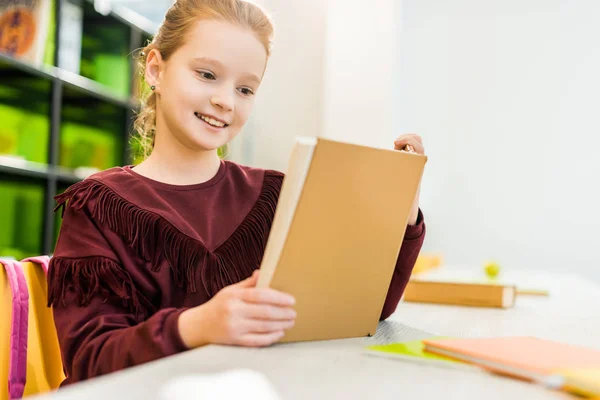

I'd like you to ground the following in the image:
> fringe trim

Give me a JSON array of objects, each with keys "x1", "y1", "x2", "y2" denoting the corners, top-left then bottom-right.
[
  {"x1": 47, "y1": 256, "x2": 152, "y2": 319},
  {"x1": 54, "y1": 171, "x2": 283, "y2": 299},
  {"x1": 201, "y1": 172, "x2": 282, "y2": 296}
]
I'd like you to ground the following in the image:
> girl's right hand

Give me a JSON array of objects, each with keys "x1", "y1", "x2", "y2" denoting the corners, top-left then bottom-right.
[{"x1": 178, "y1": 270, "x2": 296, "y2": 348}]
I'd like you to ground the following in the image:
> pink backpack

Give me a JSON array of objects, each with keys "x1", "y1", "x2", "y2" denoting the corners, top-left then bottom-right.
[{"x1": 1, "y1": 260, "x2": 29, "y2": 400}]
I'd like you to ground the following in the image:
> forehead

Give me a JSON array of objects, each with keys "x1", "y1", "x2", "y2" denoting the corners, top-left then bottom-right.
[{"x1": 176, "y1": 19, "x2": 267, "y2": 76}]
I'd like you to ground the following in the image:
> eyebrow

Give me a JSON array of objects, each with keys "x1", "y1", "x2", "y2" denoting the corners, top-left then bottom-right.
[{"x1": 193, "y1": 56, "x2": 262, "y2": 85}]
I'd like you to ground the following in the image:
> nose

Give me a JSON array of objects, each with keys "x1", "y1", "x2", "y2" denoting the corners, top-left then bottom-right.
[{"x1": 210, "y1": 83, "x2": 234, "y2": 112}]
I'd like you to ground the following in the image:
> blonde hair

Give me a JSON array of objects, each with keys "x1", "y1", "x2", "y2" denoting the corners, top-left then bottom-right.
[{"x1": 132, "y1": 0, "x2": 274, "y2": 160}]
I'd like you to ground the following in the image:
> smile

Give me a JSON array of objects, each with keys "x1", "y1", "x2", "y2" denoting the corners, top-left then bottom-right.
[{"x1": 194, "y1": 112, "x2": 229, "y2": 128}]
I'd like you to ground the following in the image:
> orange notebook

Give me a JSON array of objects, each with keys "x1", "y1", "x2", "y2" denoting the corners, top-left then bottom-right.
[{"x1": 422, "y1": 337, "x2": 600, "y2": 385}]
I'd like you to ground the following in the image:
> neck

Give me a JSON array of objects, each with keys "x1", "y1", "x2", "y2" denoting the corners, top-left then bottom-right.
[{"x1": 133, "y1": 133, "x2": 222, "y2": 187}]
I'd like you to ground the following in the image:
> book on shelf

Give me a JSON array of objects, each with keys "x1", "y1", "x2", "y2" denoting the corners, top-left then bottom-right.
[{"x1": 0, "y1": 0, "x2": 53, "y2": 65}]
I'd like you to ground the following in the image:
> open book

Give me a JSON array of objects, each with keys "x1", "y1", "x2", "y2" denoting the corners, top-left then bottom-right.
[{"x1": 257, "y1": 137, "x2": 427, "y2": 342}]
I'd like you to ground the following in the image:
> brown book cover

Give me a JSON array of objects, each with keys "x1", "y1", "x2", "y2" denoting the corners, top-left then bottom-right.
[
  {"x1": 403, "y1": 280, "x2": 516, "y2": 308},
  {"x1": 257, "y1": 137, "x2": 427, "y2": 342}
]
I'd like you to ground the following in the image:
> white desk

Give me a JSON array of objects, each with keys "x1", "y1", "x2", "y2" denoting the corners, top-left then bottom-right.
[
  {"x1": 394, "y1": 267, "x2": 600, "y2": 349},
  {"x1": 31, "y1": 268, "x2": 600, "y2": 400}
]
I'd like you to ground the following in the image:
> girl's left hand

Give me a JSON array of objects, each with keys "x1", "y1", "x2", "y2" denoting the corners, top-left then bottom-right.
[
  {"x1": 393, "y1": 133, "x2": 425, "y2": 155},
  {"x1": 393, "y1": 133, "x2": 425, "y2": 225}
]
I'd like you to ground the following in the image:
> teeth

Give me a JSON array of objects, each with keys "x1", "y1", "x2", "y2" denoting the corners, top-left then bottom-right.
[{"x1": 198, "y1": 114, "x2": 225, "y2": 127}]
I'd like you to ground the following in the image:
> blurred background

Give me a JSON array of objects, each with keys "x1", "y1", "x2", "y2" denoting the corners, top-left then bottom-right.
[{"x1": 1, "y1": 0, "x2": 598, "y2": 282}]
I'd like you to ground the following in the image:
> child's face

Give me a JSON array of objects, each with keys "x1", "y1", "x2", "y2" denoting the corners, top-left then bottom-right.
[{"x1": 152, "y1": 19, "x2": 267, "y2": 152}]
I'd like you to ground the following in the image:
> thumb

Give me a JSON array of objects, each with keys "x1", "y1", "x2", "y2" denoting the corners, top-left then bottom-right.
[{"x1": 235, "y1": 269, "x2": 259, "y2": 288}]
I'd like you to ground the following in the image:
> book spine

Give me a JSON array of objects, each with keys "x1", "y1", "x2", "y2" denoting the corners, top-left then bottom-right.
[{"x1": 403, "y1": 281, "x2": 514, "y2": 308}]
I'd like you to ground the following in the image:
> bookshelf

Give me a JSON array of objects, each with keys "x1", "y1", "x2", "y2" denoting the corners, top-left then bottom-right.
[{"x1": 0, "y1": 0, "x2": 157, "y2": 258}]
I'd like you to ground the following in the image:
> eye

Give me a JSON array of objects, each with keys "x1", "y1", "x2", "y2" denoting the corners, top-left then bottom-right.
[
  {"x1": 238, "y1": 87, "x2": 255, "y2": 96},
  {"x1": 197, "y1": 70, "x2": 216, "y2": 80}
]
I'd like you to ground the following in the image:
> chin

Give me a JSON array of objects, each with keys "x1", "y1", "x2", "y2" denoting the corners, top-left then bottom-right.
[{"x1": 189, "y1": 136, "x2": 228, "y2": 152}]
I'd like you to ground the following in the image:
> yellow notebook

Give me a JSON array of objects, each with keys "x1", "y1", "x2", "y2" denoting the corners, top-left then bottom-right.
[
  {"x1": 554, "y1": 368, "x2": 600, "y2": 398},
  {"x1": 257, "y1": 137, "x2": 427, "y2": 342},
  {"x1": 365, "y1": 339, "x2": 478, "y2": 371}
]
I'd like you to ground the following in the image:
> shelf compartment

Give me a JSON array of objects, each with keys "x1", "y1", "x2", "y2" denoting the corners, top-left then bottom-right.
[{"x1": 0, "y1": 180, "x2": 45, "y2": 259}]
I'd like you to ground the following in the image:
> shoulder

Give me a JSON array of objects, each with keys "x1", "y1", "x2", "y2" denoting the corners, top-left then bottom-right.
[
  {"x1": 54, "y1": 166, "x2": 133, "y2": 215},
  {"x1": 224, "y1": 160, "x2": 284, "y2": 182},
  {"x1": 224, "y1": 160, "x2": 284, "y2": 192}
]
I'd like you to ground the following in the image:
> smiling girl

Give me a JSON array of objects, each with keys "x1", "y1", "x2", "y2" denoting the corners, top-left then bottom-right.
[{"x1": 48, "y1": 0, "x2": 426, "y2": 386}]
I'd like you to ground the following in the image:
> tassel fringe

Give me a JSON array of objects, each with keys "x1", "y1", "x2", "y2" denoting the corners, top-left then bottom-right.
[
  {"x1": 201, "y1": 173, "x2": 282, "y2": 296},
  {"x1": 47, "y1": 256, "x2": 151, "y2": 318},
  {"x1": 53, "y1": 171, "x2": 284, "y2": 304}
]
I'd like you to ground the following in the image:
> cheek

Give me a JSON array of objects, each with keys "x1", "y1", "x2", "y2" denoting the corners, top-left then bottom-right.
[
  {"x1": 163, "y1": 74, "x2": 198, "y2": 111},
  {"x1": 233, "y1": 100, "x2": 254, "y2": 126}
]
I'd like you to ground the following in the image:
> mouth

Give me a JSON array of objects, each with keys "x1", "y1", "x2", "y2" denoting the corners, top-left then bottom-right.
[{"x1": 194, "y1": 112, "x2": 229, "y2": 128}]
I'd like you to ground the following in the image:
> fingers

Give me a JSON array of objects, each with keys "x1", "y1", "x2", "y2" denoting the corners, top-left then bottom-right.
[
  {"x1": 394, "y1": 137, "x2": 423, "y2": 149},
  {"x1": 395, "y1": 133, "x2": 423, "y2": 145},
  {"x1": 394, "y1": 134, "x2": 425, "y2": 154},
  {"x1": 242, "y1": 318, "x2": 295, "y2": 334},
  {"x1": 242, "y1": 302, "x2": 297, "y2": 320},
  {"x1": 234, "y1": 304, "x2": 296, "y2": 346},
  {"x1": 409, "y1": 141, "x2": 425, "y2": 154},
  {"x1": 241, "y1": 288, "x2": 296, "y2": 306},
  {"x1": 238, "y1": 331, "x2": 285, "y2": 347},
  {"x1": 233, "y1": 270, "x2": 259, "y2": 288},
  {"x1": 394, "y1": 140, "x2": 422, "y2": 153}
]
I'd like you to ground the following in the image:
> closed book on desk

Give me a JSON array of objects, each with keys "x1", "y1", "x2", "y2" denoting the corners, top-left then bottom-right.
[
  {"x1": 422, "y1": 337, "x2": 600, "y2": 385},
  {"x1": 257, "y1": 137, "x2": 427, "y2": 342},
  {"x1": 403, "y1": 280, "x2": 516, "y2": 308}
]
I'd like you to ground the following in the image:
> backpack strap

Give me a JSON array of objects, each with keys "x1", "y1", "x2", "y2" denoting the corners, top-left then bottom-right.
[
  {"x1": 20, "y1": 256, "x2": 50, "y2": 276},
  {"x1": 1, "y1": 260, "x2": 29, "y2": 400}
]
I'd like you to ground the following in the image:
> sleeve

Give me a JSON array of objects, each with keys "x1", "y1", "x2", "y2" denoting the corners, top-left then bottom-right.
[
  {"x1": 379, "y1": 209, "x2": 426, "y2": 320},
  {"x1": 48, "y1": 190, "x2": 189, "y2": 386}
]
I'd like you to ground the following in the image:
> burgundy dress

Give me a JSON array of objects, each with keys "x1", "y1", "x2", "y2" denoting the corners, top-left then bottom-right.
[{"x1": 48, "y1": 160, "x2": 426, "y2": 386}]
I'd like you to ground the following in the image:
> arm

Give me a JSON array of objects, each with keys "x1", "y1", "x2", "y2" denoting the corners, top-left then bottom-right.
[
  {"x1": 49, "y1": 202, "x2": 188, "y2": 386},
  {"x1": 383, "y1": 132, "x2": 427, "y2": 319},
  {"x1": 379, "y1": 209, "x2": 426, "y2": 320}
]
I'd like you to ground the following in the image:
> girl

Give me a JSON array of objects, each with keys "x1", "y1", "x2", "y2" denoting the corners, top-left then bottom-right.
[{"x1": 48, "y1": 0, "x2": 426, "y2": 387}]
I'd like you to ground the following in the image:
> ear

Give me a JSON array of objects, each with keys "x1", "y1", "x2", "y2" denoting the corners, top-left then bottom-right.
[{"x1": 145, "y1": 49, "x2": 164, "y2": 92}]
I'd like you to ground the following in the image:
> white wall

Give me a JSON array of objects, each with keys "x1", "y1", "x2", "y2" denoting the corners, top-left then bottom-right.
[
  {"x1": 397, "y1": 0, "x2": 600, "y2": 281},
  {"x1": 231, "y1": 0, "x2": 600, "y2": 282},
  {"x1": 229, "y1": 0, "x2": 399, "y2": 170},
  {"x1": 228, "y1": 0, "x2": 328, "y2": 172},
  {"x1": 321, "y1": 0, "x2": 397, "y2": 148}
]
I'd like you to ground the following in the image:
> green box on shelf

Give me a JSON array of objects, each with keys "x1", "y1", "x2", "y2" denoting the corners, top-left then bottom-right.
[
  {"x1": 18, "y1": 111, "x2": 50, "y2": 163},
  {"x1": 95, "y1": 54, "x2": 130, "y2": 98},
  {"x1": 79, "y1": 17, "x2": 130, "y2": 98},
  {"x1": 0, "y1": 104, "x2": 23, "y2": 156},
  {"x1": 0, "y1": 104, "x2": 49, "y2": 164},
  {"x1": 0, "y1": 182, "x2": 43, "y2": 259},
  {"x1": 60, "y1": 121, "x2": 119, "y2": 170},
  {"x1": 0, "y1": 185, "x2": 18, "y2": 258}
]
